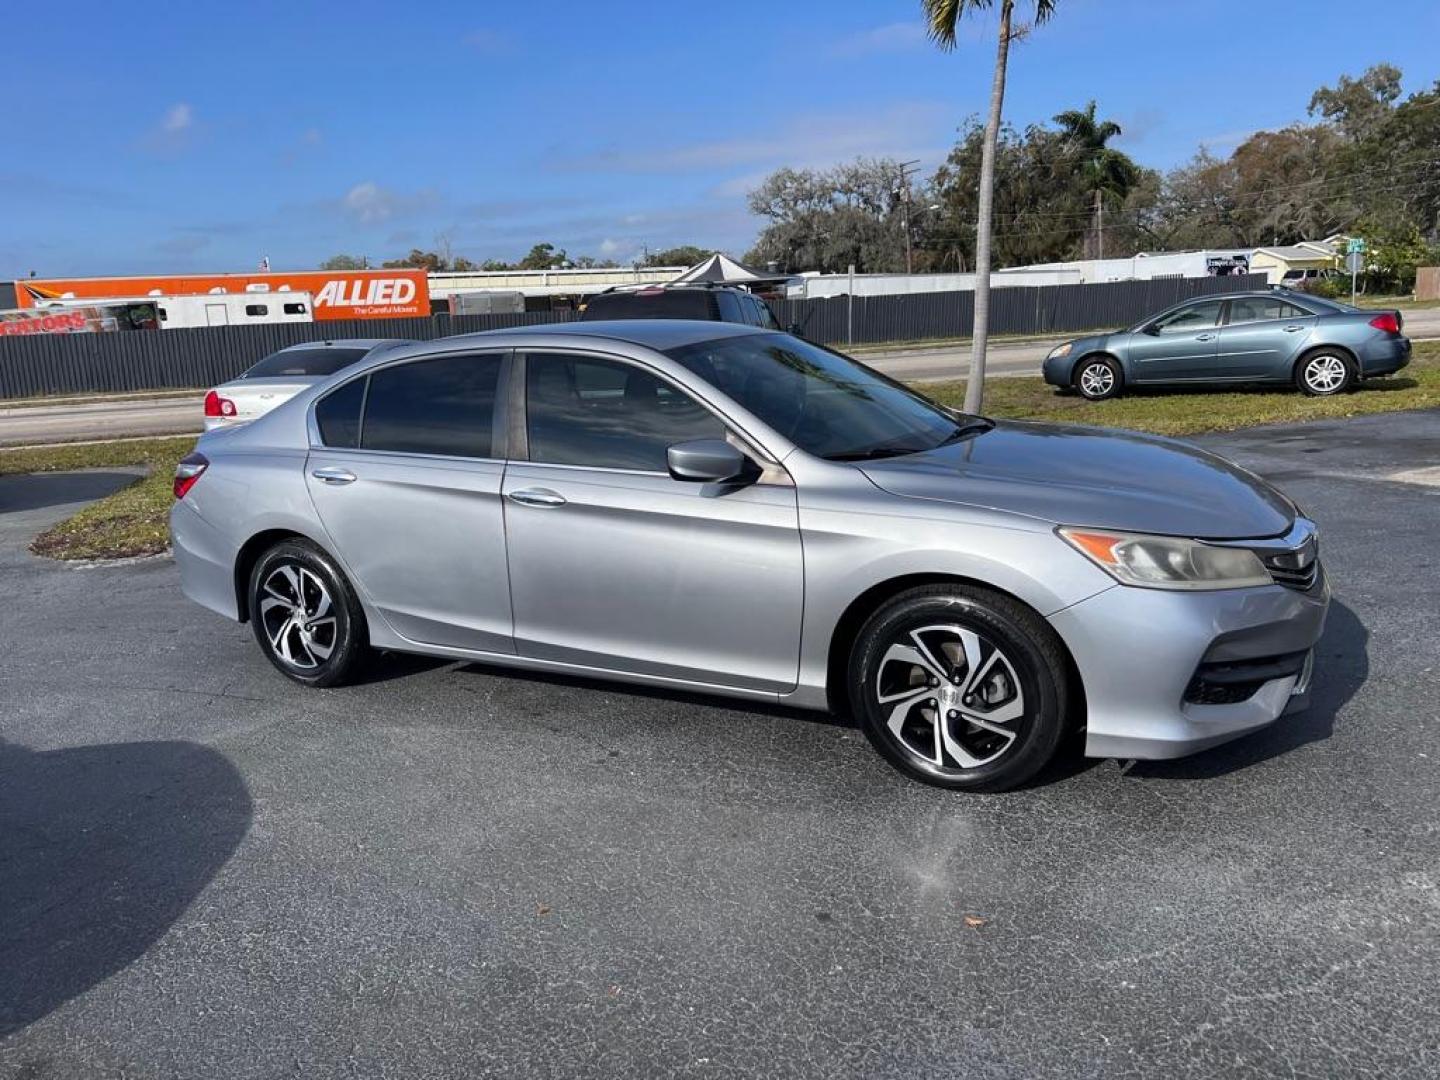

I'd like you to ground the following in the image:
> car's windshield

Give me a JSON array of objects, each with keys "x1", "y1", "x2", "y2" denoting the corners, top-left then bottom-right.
[
  {"x1": 663, "y1": 332, "x2": 983, "y2": 460},
  {"x1": 242, "y1": 346, "x2": 370, "y2": 379}
]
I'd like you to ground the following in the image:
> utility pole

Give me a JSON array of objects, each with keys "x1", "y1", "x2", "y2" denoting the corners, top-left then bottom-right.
[
  {"x1": 898, "y1": 159, "x2": 920, "y2": 274},
  {"x1": 1094, "y1": 188, "x2": 1104, "y2": 261}
]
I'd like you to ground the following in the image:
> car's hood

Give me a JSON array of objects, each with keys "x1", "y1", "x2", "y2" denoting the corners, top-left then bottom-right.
[{"x1": 859, "y1": 420, "x2": 1295, "y2": 539}]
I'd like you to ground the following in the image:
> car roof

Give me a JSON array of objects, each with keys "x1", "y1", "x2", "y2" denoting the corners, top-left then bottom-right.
[
  {"x1": 274, "y1": 338, "x2": 401, "y2": 353},
  {"x1": 444, "y1": 318, "x2": 766, "y2": 351}
]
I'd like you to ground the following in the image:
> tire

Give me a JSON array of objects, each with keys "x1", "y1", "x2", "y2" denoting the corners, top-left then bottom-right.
[
  {"x1": 849, "y1": 584, "x2": 1071, "y2": 792},
  {"x1": 1073, "y1": 355, "x2": 1122, "y2": 401},
  {"x1": 1295, "y1": 350, "x2": 1355, "y2": 396},
  {"x1": 248, "y1": 538, "x2": 369, "y2": 687}
]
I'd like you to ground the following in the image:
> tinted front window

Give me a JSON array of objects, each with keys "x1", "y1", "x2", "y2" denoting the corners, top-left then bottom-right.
[
  {"x1": 664, "y1": 333, "x2": 964, "y2": 460},
  {"x1": 525, "y1": 353, "x2": 725, "y2": 471},
  {"x1": 715, "y1": 291, "x2": 744, "y2": 323},
  {"x1": 1153, "y1": 301, "x2": 1223, "y2": 334},
  {"x1": 361, "y1": 353, "x2": 501, "y2": 457},
  {"x1": 749, "y1": 297, "x2": 781, "y2": 330},
  {"x1": 243, "y1": 346, "x2": 369, "y2": 379},
  {"x1": 315, "y1": 377, "x2": 366, "y2": 448},
  {"x1": 580, "y1": 290, "x2": 715, "y2": 321}
]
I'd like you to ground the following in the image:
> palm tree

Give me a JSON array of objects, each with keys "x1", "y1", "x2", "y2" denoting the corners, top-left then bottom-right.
[
  {"x1": 923, "y1": 0, "x2": 1057, "y2": 414},
  {"x1": 1053, "y1": 100, "x2": 1139, "y2": 259}
]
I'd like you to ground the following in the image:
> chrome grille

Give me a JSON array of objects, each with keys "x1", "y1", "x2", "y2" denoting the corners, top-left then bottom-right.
[
  {"x1": 1258, "y1": 527, "x2": 1321, "y2": 592},
  {"x1": 1264, "y1": 556, "x2": 1320, "y2": 591}
]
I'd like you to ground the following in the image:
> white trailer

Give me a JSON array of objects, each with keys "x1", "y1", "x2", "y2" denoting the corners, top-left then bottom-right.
[{"x1": 37, "y1": 291, "x2": 315, "y2": 329}]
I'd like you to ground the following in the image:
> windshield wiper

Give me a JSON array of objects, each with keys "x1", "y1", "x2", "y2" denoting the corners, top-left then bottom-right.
[
  {"x1": 934, "y1": 418, "x2": 995, "y2": 447},
  {"x1": 824, "y1": 446, "x2": 922, "y2": 462}
]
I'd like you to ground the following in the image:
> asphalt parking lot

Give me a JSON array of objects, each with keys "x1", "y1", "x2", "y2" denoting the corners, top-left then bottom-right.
[{"x1": 2, "y1": 412, "x2": 1438, "y2": 1079}]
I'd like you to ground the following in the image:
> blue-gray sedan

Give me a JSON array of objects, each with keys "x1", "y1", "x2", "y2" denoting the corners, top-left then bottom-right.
[
  {"x1": 1042, "y1": 290, "x2": 1410, "y2": 400},
  {"x1": 172, "y1": 321, "x2": 1328, "y2": 791}
]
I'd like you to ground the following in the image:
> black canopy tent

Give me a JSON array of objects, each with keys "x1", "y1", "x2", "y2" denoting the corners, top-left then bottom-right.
[{"x1": 670, "y1": 254, "x2": 794, "y2": 292}]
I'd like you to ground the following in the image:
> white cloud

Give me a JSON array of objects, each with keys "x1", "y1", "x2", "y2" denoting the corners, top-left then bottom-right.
[
  {"x1": 161, "y1": 103, "x2": 193, "y2": 134},
  {"x1": 1198, "y1": 129, "x2": 1257, "y2": 155},
  {"x1": 557, "y1": 102, "x2": 949, "y2": 176},
  {"x1": 825, "y1": 21, "x2": 928, "y2": 58},
  {"x1": 337, "y1": 182, "x2": 438, "y2": 226},
  {"x1": 598, "y1": 238, "x2": 622, "y2": 255}
]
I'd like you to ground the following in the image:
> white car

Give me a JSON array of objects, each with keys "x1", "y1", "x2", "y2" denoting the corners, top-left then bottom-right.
[{"x1": 203, "y1": 339, "x2": 408, "y2": 430}]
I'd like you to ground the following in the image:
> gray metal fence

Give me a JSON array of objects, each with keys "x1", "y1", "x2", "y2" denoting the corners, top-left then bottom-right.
[
  {"x1": 0, "y1": 275, "x2": 1266, "y2": 399},
  {"x1": 774, "y1": 274, "x2": 1268, "y2": 346}
]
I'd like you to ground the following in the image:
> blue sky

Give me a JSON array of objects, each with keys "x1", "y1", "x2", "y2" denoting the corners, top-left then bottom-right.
[{"x1": 5, "y1": 0, "x2": 1438, "y2": 277}]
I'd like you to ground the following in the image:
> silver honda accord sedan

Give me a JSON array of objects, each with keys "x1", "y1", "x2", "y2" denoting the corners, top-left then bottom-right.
[{"x1": 171, "y1": 320, "x2": 1329, "y2": 791}]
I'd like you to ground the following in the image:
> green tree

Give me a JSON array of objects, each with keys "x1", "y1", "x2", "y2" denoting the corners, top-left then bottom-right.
[
  {"x1": 382, "y1": 248, "x2": 449, "y2": 271},
  {"x1": 1052, "y1": 100, "x2": 1139, "y2": 259},
  {"x1": 516, "y1": 243, "x2": 566, "y2": 270},
  {"x1": 644, "y1": 245, "x2": 713, "y2": 267},
  {"x1": 924, "y1": 0, "x2": 1057, "y2": 414},
  {"x1": 319, "y1": 254, "x2": 367, "y2": 270},
  {"x1": 746, "y1": 158, "x2": 910, "y2": 273}
]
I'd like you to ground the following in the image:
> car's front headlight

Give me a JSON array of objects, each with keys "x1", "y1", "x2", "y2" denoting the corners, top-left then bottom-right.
[
  {"x1": 1047, "y1": 342, "x2": 1074, "y2": 360},
  {"x1": 1058, "y1": 527, "x2": 1271, "y2": 590}
]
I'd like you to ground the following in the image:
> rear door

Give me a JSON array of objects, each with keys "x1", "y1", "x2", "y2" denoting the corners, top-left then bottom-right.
[
  {"x1": 304, "y1": 349, "x2": 514, "y2": 652},
  {"x1": 501, "y1": 350, "x2": 803, "y2": 692},
  {"x1": 1216, "y1": 296, "x2": 1316, "y2": 380},
  {"x1": 1125, "y1": 299, "x2": 1224, "y2": 383}
]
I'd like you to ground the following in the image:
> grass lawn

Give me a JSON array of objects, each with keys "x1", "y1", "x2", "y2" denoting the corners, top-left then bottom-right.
[
  {"x1": 3, "y1": 342, "x2": 1437, "y2": 561},
  {"x1": 0, "y1": 436, "x2": 197, "y2": 560}
]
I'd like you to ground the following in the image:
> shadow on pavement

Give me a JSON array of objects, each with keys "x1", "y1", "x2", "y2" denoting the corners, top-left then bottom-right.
[
  {"x1": 1128, "y1": 598, "x2": 1368, "y2": 781},
  {"x1": 0, "y1": 739, "x2": 251, "y2": 1038},
  {"x1": 0, "y1": 471, "x2": 141, "y2": 515}
]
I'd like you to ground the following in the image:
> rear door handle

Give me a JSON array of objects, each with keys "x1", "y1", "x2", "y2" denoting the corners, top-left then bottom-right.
[
  {"x1": 1283, "y1": 325, "x2": 1305, "y2": 332},
  {"x1": 507, "y1": 487, "x2": 566, "y2": 508},
  {"x1": 1195, "y1": 333, "x2": 1216, "y2": 342},
  {"x1": 311, "y1": 466, "x2": 357, "y2": 485}
]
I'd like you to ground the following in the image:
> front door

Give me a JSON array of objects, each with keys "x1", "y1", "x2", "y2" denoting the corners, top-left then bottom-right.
[
  {"x1": 1125, "y1": 299, "x2": 1225, "y2": 383},
  {"x1": 1216, "y1": 296, "x2": 1317, "y2": 380},
  {"x1": 503, "y1": 350, "x2": 804, "y2": 693},
  {"x1": 304, "y1": 350, "x2": 514, "y2": 653}
]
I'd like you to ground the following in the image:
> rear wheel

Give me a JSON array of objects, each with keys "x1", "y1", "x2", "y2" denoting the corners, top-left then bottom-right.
[
  {"x1": 1295, "y1": 350, "x2": 1355, "y2": 396},
  {"x1": 1074, "y1": 356, "x2": 1122, "y2": 400},
  {"x1": 248, "y1": 539, "x2": 369, "y2": 687},
  {"x1": 850, "y1": 585, "x2": 1070, "y2": 792}
]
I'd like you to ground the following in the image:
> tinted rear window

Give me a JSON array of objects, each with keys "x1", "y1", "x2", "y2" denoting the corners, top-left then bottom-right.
[
  {"x1": 580, "y1": 291, "x2": 715, "y2": 321},
  {"x1": 360, "y1": 353, "x2": 502, "y2": 457},
  {"x1": 315, "y1": 377, "x2": 366, "y2": 448},
  {"x1": 243, "y1": 346, "x2": 370, "y2": 379}
]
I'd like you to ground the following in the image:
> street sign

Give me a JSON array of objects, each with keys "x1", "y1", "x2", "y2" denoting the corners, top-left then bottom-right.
[
  {"x1": 1347, "y1": 237, "x2": 1366, "y2": 254},
  {"x1": 1346, "y1": 251, "x2": 1364, "y2": 273}
]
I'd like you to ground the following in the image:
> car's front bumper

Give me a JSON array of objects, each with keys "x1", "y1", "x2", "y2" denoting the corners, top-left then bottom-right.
[{"x1": 1048, "y1": 572, "x2": 1330, "y2": 760}]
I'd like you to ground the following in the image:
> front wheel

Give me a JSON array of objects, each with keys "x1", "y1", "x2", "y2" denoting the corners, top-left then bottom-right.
[
  {"x1": 1074, "y1": 356, "x2": 1122, "y2": 400},
  {"x1": 248, "y1": 539, "x2": 369, "y2": 687},
  {"x1": 849, "y1": 585, "x2": 1071, "y2": 792},
  {"x1": 1295, "y1": 351, "x2": 1355, "y2": 396}
]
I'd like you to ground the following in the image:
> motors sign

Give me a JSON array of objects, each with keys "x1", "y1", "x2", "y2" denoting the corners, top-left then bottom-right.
[{"x1": 15, "y1": 269, "x2": 430, "y2": 321}]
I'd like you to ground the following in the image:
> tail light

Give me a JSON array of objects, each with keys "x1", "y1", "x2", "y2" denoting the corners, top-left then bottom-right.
[
  {"x1": 173, "y1": 452, "x2": 209, "y2": 499},
  {"x1": 1369, "y1": 312, "x2": 1402, "y2": 334},
  {"x1": 203, "y1": 389, "x2": 237, "y2": 418}
]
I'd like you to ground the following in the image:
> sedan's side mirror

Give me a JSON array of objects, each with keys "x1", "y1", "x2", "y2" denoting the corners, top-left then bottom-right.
[
  {"x1": 1142, "y1": 323, "x2": 1161, "y2": 336},
  {"x1": 667, "y1": 439, "x2": 749, "y2": 484},
  {"x1": 786, "y1": 323, "x2": 805, "y2": 337}
]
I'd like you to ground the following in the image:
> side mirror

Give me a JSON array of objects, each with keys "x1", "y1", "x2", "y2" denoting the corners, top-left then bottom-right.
[
  {"x1": 1142, "y1": 323, "x2": 1161, "y2": 336},
  {"x1": 667, "y1": 439, "x2": 749, "y2": 484},
  {"x1": 786, "y1": 323, "x2": 804, "y2": 337}
]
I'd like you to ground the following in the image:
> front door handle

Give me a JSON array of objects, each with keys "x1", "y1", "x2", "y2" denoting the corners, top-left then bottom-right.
[
  {"x1": 1283, "y1": 325, "x2": 1305, "y2": 332},
  {"x1": 507, "y1": 487, "x2": 566, "y2": 508},
  {"x1": 311, "y1": 466, "x2": 357, "y2": 485},
  {"x1": 1195, "y1": 333, "x2": 1216, "y2": 342}
]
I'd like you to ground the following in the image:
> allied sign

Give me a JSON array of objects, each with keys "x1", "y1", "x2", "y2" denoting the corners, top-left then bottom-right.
[
  {"x1": 1347, "y1": 238, "x2": 1366, "y2": 255},
  {"x1": 14, "y1": 269, "x2": 430, "y2": 321}
]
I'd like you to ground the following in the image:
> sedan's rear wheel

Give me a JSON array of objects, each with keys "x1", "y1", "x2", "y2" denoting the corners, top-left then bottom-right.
[
  {"x1": 1296, "y1": 351, "x2": 1355, "y2": 396},
  {"x1": 850, "y1": 585, "x2": 1070, "y2": 792},
  {"x1": 1074, "y1": 356, "x2": 1122, "y2": 401},
  {"x1": 249, "y1": 539, "x2": 368, "y2": 687}
]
